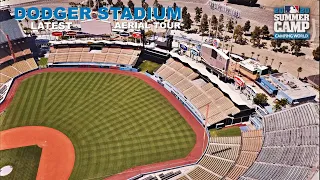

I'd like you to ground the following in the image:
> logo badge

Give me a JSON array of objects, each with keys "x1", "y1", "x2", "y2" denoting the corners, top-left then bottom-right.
[{"x1": 273, "y1": 6, "x2": 310, "y2": 40}]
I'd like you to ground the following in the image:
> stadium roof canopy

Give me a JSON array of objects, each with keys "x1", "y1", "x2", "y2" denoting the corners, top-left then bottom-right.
[{"x1": 0, "y1": 9, "x2": 26, "y2": 44}]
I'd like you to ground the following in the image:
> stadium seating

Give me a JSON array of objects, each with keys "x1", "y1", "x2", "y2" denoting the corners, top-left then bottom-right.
[
  {"x1": 0, "y1": 73, "x2": 11, "y2": 83},
  {"x1": 177, "y1": 175, "x2": 190, "y2": 180},
  {"x1": 177, "y1": 136, "x2": 242, "y2": 179},
  {"x1": 1, "y1": 66, "x2": 20, "y2": 77},
  {"x1": 240, "y1": 103, "x2": 319, "y2": 180},
  {"x1": 26, "y1": 58, "x2": 38, "y2": 69},
  {"x1": 48, "y1": 47, "x2": 140, "y2": 66},
  {"x1": 12, "y1": 60, "x2": 32, "y2": 73},
  {"x1": 0, "y1": 59, "x2": 38, "y2": 84},
  {"x1": 69, "y1": 47, "x2": 83, "y2": 52},
  {"x1": 155, "y1": 59, "x2": 240, "y2": 126},
  {"x1": 188, "y1": 166, "x2": 221, "y2": 180}
]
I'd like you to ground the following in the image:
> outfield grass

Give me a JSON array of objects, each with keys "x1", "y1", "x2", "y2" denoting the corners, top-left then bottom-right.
[
  {"x1": 0, "y1": 146, "x2": 42, "y2": 180},
  {"x1": 39, "y1": 57, "x2": 48, "y2": 67},
  {"x1": 138, "y1": 60, "x2": 161, "y2": 73},
  {"x1": 1, "y1": 72, "x2": 196, "y2": 179},
  {"x1": 210, "y1": 126, "x2": 241, "y2": 137}
]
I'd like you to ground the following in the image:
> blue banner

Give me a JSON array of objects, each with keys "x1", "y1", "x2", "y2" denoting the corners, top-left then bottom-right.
[{"x1": 274, "y1": 33, "x2": 310, "y2": 40}]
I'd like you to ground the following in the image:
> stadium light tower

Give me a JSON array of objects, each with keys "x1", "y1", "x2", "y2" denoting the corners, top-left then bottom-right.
[{"x1": 0, "y1": 28, "x2": 16, "y2": 63}]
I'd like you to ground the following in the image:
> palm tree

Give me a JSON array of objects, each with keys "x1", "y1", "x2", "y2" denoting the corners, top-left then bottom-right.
[
  {"x1": 270, "y1": 58, "x2": 275, "y2": 67},
  {"x1": 257, "y1": 54, "x2": 260, "y2": 61},
  {"x1": 278, "y1": 62, "x2": 282, "y2": 71},
  {"x1": 297, "y1": 67, "x2": 302, "y2": 78},
  {"x1": 264, "y1": 56, "x2": 268, "y2": 65},
  {"x1": 251, "y1": 51, "x2": 254, "y2": 58},
  {"x1": 230, "y1": 45, "x2": 234, "y2": 53},
  {"x1": 241, "y1": 53, "x2": 245, "y2": 59}
]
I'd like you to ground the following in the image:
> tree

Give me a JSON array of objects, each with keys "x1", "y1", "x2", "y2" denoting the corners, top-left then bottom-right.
[
  {"x1": 276, "y1": 39, "x2": 283, "y2": 48},
  {"x1": 86, "y1": 0, "x2": 94, "y2": 7},
  {"x1": 281, "y1": 46, "x2": 288, "y2": 53},
  {"x1": 241, "y1": 52, "x2": 245, "y2": 58},
  {"x1": 107, "y1": 0, "x2": 113, "y2": 5},
  {"x1": 257, "y1": 54, "x2": 260, "y2": 61},
  {"x1": 290, "y1": 40, "x2": 303, "y2": 56},
  {"x1": 278, "y1": 62, "x2": 282, "y2": 70},
  {"x1": 226, "y1": 19, "x2": 234, "y2": 32},
  {"x1": 274, "y1": 98, "x2": 288, "y2": 111},
  {"x1": 251, "y1": 26, "x2": 262, "y2": 46},
  {"x1": 233, "y1": 25, "x2": 244, "y2": 43},
  {"x1": 210, "y1": 15, "x2": 218, "y2": 30},
  {"x1": 182, "y1": 6, "x2": 188, "y2": 20},
  {"x1": 219, "y1": 14, "x2": 224, "y2": 23},
  {"x1": 270, "y1": 58, "x2": 275, "y2": 66},
  {"x1": 278, "y1": 98, "x2": 288, "y2": 106},
  {"x1": 251, "y1": 51, "x2": 254, "y2": 58},
  {"x1": 115, "y1": 0, "x2": 124, "y2": 9},
  {"x1": 200, "y1": 13, "x2": 209, "y2": 34},
  {"x1": 95, "y1": 0, "x2": 104, "y2": 10},
  {"x1": 182, "y1": 13, "x2": 193, "y2": 30},
  {"x1": 297, "y1": 67, "x2": 302, "y2": 78},
  {"x1": 243, "y1": 20, "x2": 251, "y2": 34},
  {"x1": 218, "y1": 23, "x2": 224, "y2": 35},
  {"x1": 253, "y1": 93, "x2": 268, "y2": 106},
  {"x1": 127, "y1": 0, "x2": 135, "y2": 14},
  {"x1": 271, "y1": 39, "x2": 277, "y2": 51},
  {"x1": 157, "y1": 4, "x2": 163, "y2": 18},
  {"x1": 273, "y1": 103, "x2": 282, "y2": 112},
  {"x1": 145, "y1": 30, "x2": 154, "y2": 37},
  {"x1": 264, "y1": 56, "x2": 268, "y2": 65},
  {"x1": 153, "y1": 0, "x2": 159, "y2": 7},
  {"x1": 173, "y1": 2, "x2": 177, "y2": 10},
  {"x1": 313, "y1": 46, "x2": 320, "y2": 61},
  {"x1": 230, "y1": 45, "x2": 234, "y2": 53},
  {"x1": 271, "y1": 39, "x2": 283, "y2": 51},
  {"x1": 142, "y1": 1, "x2": 149, "y2": 21},
  {"x1": 261, "y1": 25, "x2": 269, "y2": 38},
  {"x1": 194, "y1": 7, "x2": 202, "y2": 24}
]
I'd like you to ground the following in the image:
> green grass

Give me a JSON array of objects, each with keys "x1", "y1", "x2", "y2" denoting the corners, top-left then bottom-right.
[
  {"x1": 1, "y1": 72, "x2": 196, "y2": 179},
  {"x1": 0, "y1": 146, "x2": 42, "y2": 180},
  {"x1": 138, "y1": 60, "x2": 161, "y2": 73},
  {"x1": 39, "y1": 57, "x2": 48, "y2": 67},
  {"x1": 210, "y1": 126, "x2": 241, "y2": 137}
]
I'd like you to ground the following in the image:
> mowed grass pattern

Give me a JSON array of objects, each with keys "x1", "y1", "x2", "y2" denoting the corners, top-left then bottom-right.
[
  {"x1": 0, "y1": 146, "x2": 42, "y2": 180},
  {"x1": 1, "y1": 72, "x2": 196, "y2": 179}
]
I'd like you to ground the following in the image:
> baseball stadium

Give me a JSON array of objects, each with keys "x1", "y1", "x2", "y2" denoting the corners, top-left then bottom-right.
[{"x1": 0, "y1": 0, "x2": 319, "y2": 180}]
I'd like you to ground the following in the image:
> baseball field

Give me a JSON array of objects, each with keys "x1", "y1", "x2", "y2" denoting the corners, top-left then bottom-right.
[{"x1": 0, "y1": 70, "x2": 197, "y2": 179}]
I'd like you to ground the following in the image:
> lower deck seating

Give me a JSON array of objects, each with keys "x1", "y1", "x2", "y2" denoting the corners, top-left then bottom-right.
[
  {"x1": 26, "y1": 58, "x2": 38, "y2": 69},
  {"x1": 199, "y1": 155, "x2": 234, "y2": 177},
  {"x1": 0, "y1": 73, "x2": 11, "y2": 83},
  {"x1": 1, "y1": 66, "x2": 20, "y2": 77},
  {"x1": 0, "y1": 59, "x2": 38, "y2": 84},
  {"x1": 225, "y1": 165, "x2": 248, "y2": 180},
  {"x1": 48, "y1": 47, "x2": 140, "y2": 66},
  {"x1": 155, "y1": 62, "x2": 240, "y2": 126},
  {"x1": 177, "y1": 176, "x2": 189, "y2": 180},
  {"x1": 12, "y1": 60, "x2": 31, "y2": 73},
  {"x1": 188, "y1": 166, "x2": 220, "y2": 180},
  {"x1": 224, "y1": 130, "x2": 263, "y2": 180}
]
